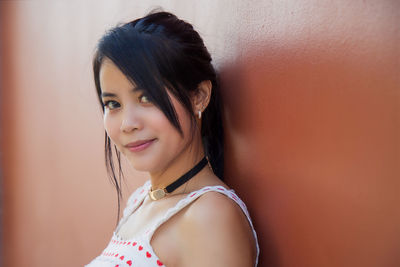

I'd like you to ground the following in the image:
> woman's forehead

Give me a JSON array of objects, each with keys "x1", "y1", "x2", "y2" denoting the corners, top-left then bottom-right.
[{"x1": 99, "y1": 59, "x2": 137, "y2": 93}]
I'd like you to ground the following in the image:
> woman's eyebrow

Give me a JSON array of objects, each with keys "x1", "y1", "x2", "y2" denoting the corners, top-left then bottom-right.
[
  {"x1": 131, "y1": 86, "x2": 142, "y2": 93},
  {"x1": 101, "y1": 86, "x2": 141, "y2": 98},
  {"x1": 100, "y1": 92, "x2": 116, "y2": 98}
]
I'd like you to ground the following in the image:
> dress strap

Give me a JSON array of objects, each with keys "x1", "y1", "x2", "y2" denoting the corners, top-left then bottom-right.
[
  {"x1": 144, "y1": 185, "x2": 260, "y2": 266},
  {"x1": 115, "y1": 181, "x2": 152, "y2": 233}
]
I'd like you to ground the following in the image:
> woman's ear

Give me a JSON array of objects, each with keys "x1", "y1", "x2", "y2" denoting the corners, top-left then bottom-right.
[{"x1": 193, "y1": 80, "x2": 212, "y2": 118}]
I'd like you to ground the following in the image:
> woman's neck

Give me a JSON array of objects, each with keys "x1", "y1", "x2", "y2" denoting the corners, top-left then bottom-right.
[{"x1": 149, "y1": 145, "x2": 205, "y2": 192}]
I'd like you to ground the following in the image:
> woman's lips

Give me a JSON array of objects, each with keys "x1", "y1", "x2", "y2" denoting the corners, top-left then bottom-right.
[{"x1": 125, "y1": 139, "x2": 156, "y2": 152}]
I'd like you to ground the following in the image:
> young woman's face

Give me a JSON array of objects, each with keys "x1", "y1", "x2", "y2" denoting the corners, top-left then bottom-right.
[{"x1": 99, "y1": 59, "x2": 194, "y2": 174}]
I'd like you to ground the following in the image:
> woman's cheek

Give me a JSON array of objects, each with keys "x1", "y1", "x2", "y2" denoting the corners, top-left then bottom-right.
[{"x1": 104, "y1": 114, "x2": 120, "y2": 146}]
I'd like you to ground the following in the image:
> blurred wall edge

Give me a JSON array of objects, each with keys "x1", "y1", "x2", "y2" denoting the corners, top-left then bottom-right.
[
  {"x1": 0, "y1": 3, "x2": 3, "y2": 267},
  {"x1": 1, "y1": 1, "x2": 399, "y2": 267}
]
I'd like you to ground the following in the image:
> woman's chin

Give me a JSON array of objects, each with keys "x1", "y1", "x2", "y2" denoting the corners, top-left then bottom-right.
[
  {"x1": 128, "y1": 159, "x2": 160, "y2": 174},
  {"x1": 128, "y1": 162, "x2": 151, "y2": 173}
]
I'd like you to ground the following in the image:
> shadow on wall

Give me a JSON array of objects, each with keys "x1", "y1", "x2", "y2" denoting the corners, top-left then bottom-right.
[{"x1": 220, "y1": 40, "x2": 399, "y2": 266}]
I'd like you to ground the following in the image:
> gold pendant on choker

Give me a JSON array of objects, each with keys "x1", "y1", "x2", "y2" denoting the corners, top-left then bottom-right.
[
  {"x1": 149, "y1": 188, "x2": 167, "y2": 200},
  {"x1": 148, "y1": 157, "x2": 208, "y2": 201}
]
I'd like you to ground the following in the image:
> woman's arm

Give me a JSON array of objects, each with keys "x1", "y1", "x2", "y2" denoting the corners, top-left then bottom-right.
[{"x1": 178, "y1": 192, "x2": 257, "y2": 267}]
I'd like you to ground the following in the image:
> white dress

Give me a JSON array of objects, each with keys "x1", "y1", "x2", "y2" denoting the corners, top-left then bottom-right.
[{"x1": 86, "y1": 181, "x2": 260, "y2": 267}]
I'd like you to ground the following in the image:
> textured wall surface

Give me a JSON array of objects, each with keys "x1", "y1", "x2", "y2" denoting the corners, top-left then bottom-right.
[{"x1": 0, "y1": 1, "x2": 399, "y2": 266}]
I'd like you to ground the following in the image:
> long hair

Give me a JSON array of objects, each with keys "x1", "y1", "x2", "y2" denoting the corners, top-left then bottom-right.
[{"x1": 92, "y1": 11, "x2": 224, "y2": 219}]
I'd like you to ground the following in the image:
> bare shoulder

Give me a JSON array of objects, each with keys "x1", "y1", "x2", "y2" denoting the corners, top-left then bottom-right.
[
  {"x1": 185, "y1": 191, "x2": 245, "y2": 224},
  {"x1": 177, "y1": 191, "x2": 257, "y2": 267}
]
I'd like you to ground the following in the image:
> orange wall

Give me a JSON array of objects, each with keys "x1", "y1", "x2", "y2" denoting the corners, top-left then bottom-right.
[{"x1": 1, "y1": 1, "x2": 399, "y2": 266}]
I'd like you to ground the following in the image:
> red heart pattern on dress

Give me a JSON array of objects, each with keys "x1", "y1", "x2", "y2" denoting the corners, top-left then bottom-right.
[
  {"x1": 157, "y1": 260, "x2": 163, "y2": 266},
  {"x1": 146, "y1": 251, "x2": 151, "y2": 258},
  {"x1": 126, "y1": 260, "x2": 132, "y2": 266},
  {"x1": 138, "y1": 245, "x2": 143, "y2": 251}
]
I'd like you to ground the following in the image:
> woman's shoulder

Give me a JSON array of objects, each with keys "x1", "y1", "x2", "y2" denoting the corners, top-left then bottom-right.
[
  {"x1": 176, "y1": 187, "x2": 257, "y2": 267},
  {"x1": 182, "y1": 187, "x2": 252, "y2": 234},
  {"x1": 189, "y1": 191, "x2": 248, "y2": 231}
]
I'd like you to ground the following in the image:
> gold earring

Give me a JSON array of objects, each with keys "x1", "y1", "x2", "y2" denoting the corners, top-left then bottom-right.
[{"x1": 198, "y1": 105, "x2": 205, "y2": 119}]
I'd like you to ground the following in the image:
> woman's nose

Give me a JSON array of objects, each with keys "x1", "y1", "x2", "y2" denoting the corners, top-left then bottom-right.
[{"x1": 120, "y1": 107, "x2": 142, "y2": 133}]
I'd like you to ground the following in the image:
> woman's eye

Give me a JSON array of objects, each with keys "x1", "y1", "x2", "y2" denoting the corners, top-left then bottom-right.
[
  {"x1": 139, "y1": 94, "x2": 151, "y2": 103},
  {"x1": 103, "y1": 100, "x2": 120, "y2": 110}
]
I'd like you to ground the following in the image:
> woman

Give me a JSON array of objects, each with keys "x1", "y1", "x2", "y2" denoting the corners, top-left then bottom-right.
[{"x1": 86, "y1": 11, "x2": 259, "y2": 267}]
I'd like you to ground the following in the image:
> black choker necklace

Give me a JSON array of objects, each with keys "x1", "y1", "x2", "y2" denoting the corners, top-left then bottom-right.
[{"x1": 149, "y1": 157, "x2": 208, "y2": 201}]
